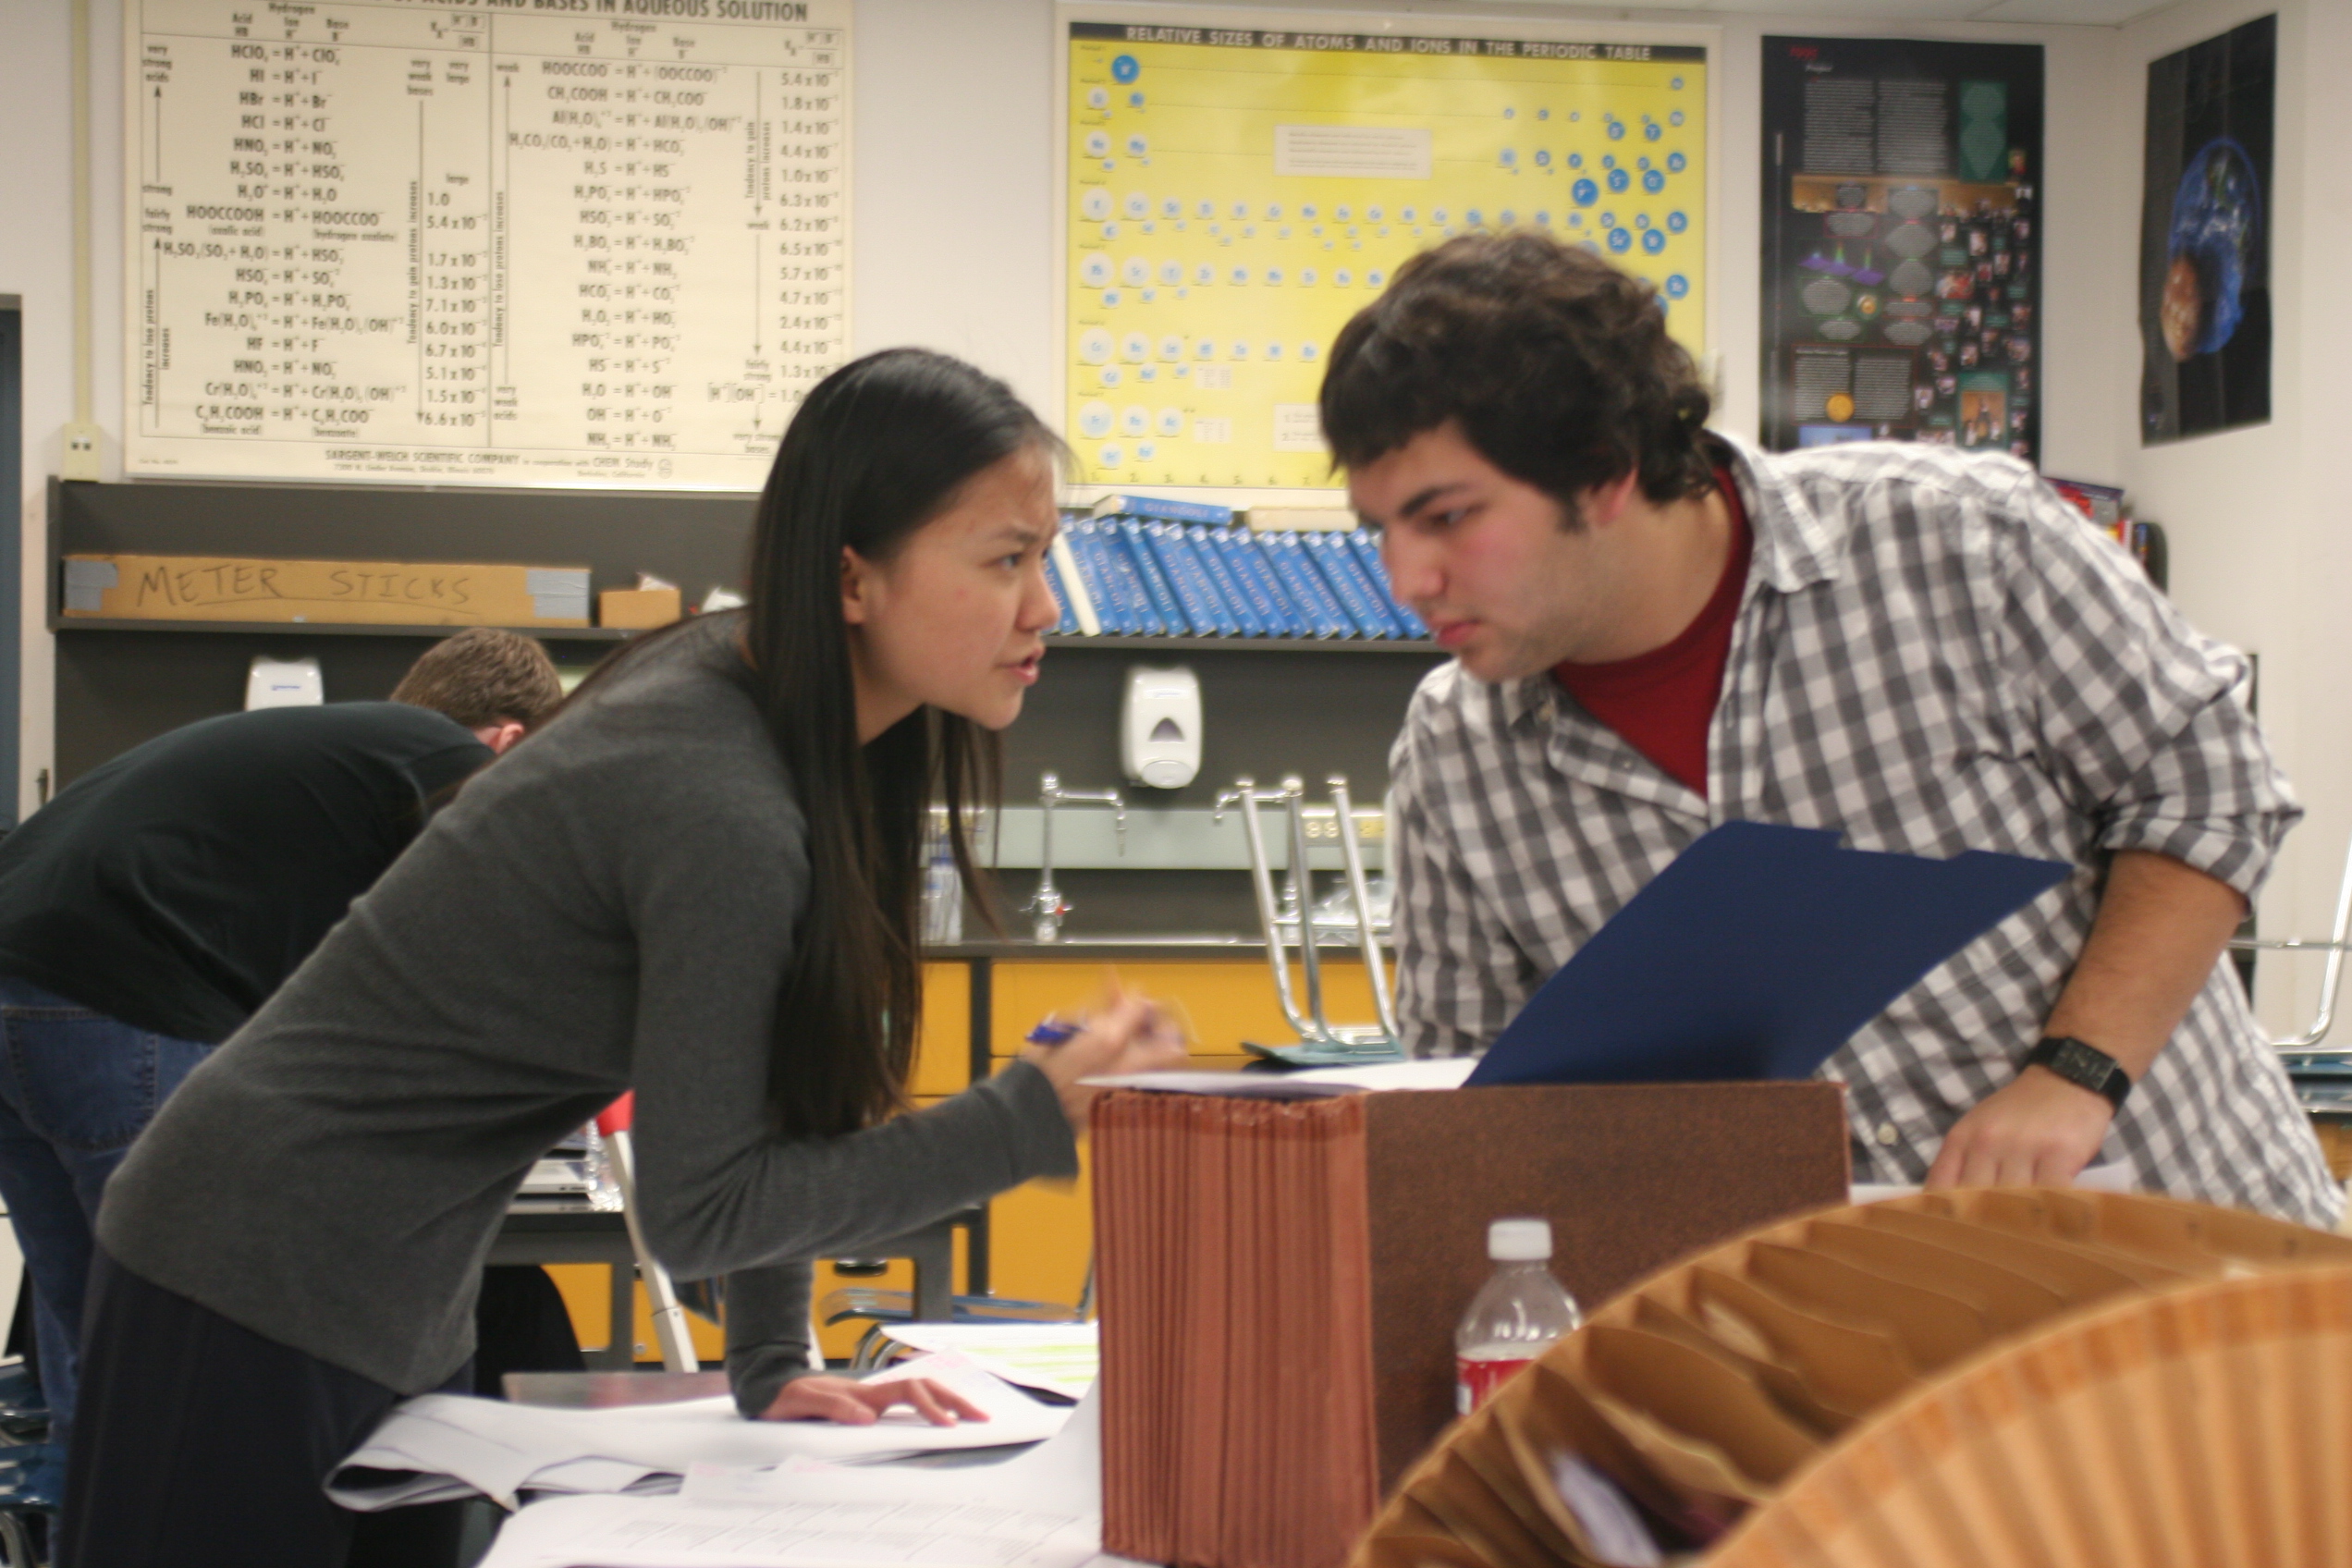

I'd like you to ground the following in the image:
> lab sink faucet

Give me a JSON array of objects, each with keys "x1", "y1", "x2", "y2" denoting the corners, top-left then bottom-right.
[{"x1": 1028, "y1": 771, "x2": 1126, "y2": 942}]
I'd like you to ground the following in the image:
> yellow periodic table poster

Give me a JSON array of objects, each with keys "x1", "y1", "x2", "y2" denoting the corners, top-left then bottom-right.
[{"x1": 1064, "y1": 20, "x2": 1708, "y2": 490}]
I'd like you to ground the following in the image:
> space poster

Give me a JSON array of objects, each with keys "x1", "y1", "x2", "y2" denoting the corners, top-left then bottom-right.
[
  {"x1": 1759, "y1": 37, "x2": 2044, "y2": 463},
  {"x1": 2139, "y1": 14, "x2": 2274, "y2": 445}
]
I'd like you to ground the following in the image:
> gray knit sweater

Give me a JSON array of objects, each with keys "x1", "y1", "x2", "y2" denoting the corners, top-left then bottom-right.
[{"x1": 98, "y1": 614, "x2": 1076, "y2": 1395}]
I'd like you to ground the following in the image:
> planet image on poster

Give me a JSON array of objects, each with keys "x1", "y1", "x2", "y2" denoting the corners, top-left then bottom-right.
[{"x1": 2161, "y1": 138, "x2": 2260, "y2": 361}]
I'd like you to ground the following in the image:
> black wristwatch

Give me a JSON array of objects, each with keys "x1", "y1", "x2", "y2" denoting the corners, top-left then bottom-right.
[{"x1": 2026, "y1": 1035, "x2": 2132, "y2": 1110}]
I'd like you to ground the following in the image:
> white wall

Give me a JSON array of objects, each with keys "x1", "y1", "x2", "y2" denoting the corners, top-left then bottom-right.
[
  {"x1": 0, "y1": 0, "x2": 78, "y2": 821},
  {"x1": 22, "y1": 0, "x2": 2343, "y2": 979},
  {"x1": 845, "y1": 0, "x2": 2131, "y2": 479},
  {"x1": 2108, "y1": 0, "x2": 2352, "y2": 1037}
]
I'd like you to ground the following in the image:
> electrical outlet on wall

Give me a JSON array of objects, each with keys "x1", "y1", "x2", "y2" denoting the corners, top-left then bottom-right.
[{"x1": 60, "y1": 423, "x2": 102, "y2": 481}]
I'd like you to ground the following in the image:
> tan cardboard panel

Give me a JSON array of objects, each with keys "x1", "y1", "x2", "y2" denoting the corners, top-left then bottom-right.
[
  {"x1": 1496, "y1": 1361, "x2": 1693, "y2": 1535},
  {"x1": 1452, "y1": 1423, "x2": 1595, "y2": 1566},
  {"x1": 1490, "y1": 1394, "x2": 1640, "y2": 1566},
  {"x1": 61, "y1": 553, "x2": 591, "y2": 628},
  {"x1": 1583, "y1": 1384, "x2": 1767, "y2": 1530},
  {"x1": 1821, "y1": 1218, "x2": 2067, "y2": 1330},
  {"x1": 1751, "y1": 1237, "x2": 1993, "y2": 1371},
  {"x1": 1931, "y1": 1189, "x2": 2213, "y2": 1285},
  {"x1": 1694, "y1": 1264, "x2": 1917, "y2": 1415},
  {"x1": 1578, "y1": 1326, "x2": 1822, "y2": 1486},
  {"x1": 1360, "y1": 1534, "x2": 1500, "y2": 1568},
  {"x1": 1856, "y1": 1205, "x2": 2152, "y2": 1299},
  {"x1": 1412, "y1": 1451, "x2": 1573, "y2": 1568},
  {"x1": 1630, "y1": 1293, "x2": 1848, "y2": 1436}
]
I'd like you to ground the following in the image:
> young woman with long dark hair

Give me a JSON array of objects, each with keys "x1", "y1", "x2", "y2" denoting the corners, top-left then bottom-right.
[{"x1": 60, "y1": 349, "x2": 1185, "y2": 1566}]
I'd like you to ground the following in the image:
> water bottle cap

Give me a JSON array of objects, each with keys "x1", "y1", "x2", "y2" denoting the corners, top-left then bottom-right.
[{"x1": 1488, "y1": 1217, "x2": 1552, "y2": 1261}]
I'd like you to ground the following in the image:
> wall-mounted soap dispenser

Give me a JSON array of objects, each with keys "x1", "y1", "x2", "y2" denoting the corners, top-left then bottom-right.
[{"x1": 1121, "y1": 665, "x2": 1202, "y2": 790}]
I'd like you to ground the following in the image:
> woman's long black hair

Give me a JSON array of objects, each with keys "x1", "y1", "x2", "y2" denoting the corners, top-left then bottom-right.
[
  {"x1": 742, "y1": 349, "x2": 1050, "y2": 1137},
  {"x1": 572, "y1": 349, "x2": 1053, "y2": 1137}
]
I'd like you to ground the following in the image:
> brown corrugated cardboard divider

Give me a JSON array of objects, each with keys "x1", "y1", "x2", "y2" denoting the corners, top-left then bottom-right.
[
  {"x1": 1094, "y1": 1093, "x2": 1379, "y2": 1568},
  {"x1": 1708, "y1": 1264, "x2": 2352, "y2": 1567},
  {"x1": 1093, "y1": 1082, "x2": 1853, "y2": 1568},
  {"x1": 1349, "y1": 1189, "x2": 2352, "y2": 1568}
]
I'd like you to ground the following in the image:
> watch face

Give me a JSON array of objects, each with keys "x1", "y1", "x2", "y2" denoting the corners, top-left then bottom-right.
[
  {"x1": 2053, "y1": 1040, "x2": 2102, "y2": 1080},
  {"x1": 2045, "y1": 1037, "x2": 2122, "y2": 1098}
]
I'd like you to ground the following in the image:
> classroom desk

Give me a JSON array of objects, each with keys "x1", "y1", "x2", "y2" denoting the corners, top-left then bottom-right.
[{"x1": 492, "y1": 1202, "x2": 963, "y2": 1370}]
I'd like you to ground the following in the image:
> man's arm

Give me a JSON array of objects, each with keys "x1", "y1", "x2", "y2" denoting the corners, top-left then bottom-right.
[
  {"x1": 1918, "y1": 465, "x2": 2297, "y2": 1190},
  {"x1": 1927, "y1": 844, "x2": 2248, "y2": 1188}
]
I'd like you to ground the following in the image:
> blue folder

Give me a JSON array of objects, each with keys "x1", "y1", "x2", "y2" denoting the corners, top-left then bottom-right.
[{"x1": 1464, "y1": 821, "x2": 2072, "y2": 1087}]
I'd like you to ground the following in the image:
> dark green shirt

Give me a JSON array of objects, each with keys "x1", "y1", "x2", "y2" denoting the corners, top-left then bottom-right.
[{"x1": 0, "y1": 704, "x2": 488, "y2": 1043}]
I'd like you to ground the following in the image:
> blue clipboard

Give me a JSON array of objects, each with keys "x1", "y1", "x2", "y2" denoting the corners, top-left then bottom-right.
[{"x1": 1464, "y1": 821, "x2": 2072, "y2": 1086}]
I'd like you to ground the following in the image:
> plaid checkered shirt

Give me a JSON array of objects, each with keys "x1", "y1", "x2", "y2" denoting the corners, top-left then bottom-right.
[{"x1": 1389, "y1": 437, "x2": 2342, "y2": 1226}]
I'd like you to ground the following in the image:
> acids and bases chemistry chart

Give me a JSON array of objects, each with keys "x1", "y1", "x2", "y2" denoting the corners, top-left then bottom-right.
[
  {"x1": 125, "y1": 0, "x2": 848, "y2": 488},
  {"x1": 1065, "y1": 23, "x2": 1708, "y2": 490}
]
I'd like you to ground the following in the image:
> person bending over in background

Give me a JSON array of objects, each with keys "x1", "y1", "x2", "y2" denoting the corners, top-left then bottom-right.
[
  {"x1": 1320, "y1": 232, "x2": 2336, "y2": 1228},
  {"x1": 0, "y1": 626, "x2": 564, "y2": 1477},
  {"x1": 64, "y1": 349, "x2": 1187, "y2": 1568}
]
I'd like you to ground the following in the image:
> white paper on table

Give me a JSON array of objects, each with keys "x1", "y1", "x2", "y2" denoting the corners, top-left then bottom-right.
[
  {"x1": 1849, "y1": 1161, "x2": 2137, "y2": 1207},
  {"x1": 331, "y1": 1356, "x2": 1069, "y2": 1510},
  {"x1": 1283, "y1": 1059, "x2": 1476, "y2": 1091},
  {"x1": 474, "y1": 1491, "x2": 1112, "y2": 1568},
  {"x1": 874, "y1": 1324, "x2": 1097, "y2": 1402},
  {"x1": 484, "y1": 1394, "x2": 1117, "y2": 1568},
  {"x1": 686, "y1": 1387, "x2": 1102, "y2": 1511},
  {"x1": 1082, "y1": 1058, "x2": 1476, "y2": 1098}
]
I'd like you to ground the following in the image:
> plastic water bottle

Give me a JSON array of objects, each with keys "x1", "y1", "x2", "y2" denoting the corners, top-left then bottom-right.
[
  {"x1": 580, "y1": 1123, "x2": 624, "y2": 1212},
  {"x1": 921, "y1": 818, "x2": 963, "y2": 946},
  {"x1": 1455, "y1": 1217, "x2": 1582, "y2": 1415}
]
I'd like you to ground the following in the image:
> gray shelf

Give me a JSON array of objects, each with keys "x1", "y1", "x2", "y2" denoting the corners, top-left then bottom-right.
[
  {"x1": 1044, "y1": 634, "x2": 1439, "y2": 654},
  {"x1": 51, "y1": 617, "x2": 631, "y2": 641}
]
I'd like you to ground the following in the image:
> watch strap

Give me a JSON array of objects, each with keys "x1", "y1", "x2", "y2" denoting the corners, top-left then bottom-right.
[{"x1": 2027, "y1": 1035, "x2": 2131, "y2": 1110}]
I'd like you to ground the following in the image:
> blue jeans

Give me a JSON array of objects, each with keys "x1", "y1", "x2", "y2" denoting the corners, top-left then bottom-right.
[{"x1": 0, "y1": 977, "x2": 209, "y2": 1453}]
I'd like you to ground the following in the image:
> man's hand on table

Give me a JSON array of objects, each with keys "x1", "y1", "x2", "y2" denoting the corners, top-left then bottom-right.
[
  {"x1": 759, "y1": 1373, "x2": 987, "y2": 1427},
  {"x1": 1925, "y1": 1065, "x2": 2115, "y2": 1189}
]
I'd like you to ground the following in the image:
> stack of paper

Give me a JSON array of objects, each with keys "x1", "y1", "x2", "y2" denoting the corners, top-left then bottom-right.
[
  {"x1": 876, "y1": 1323, "x2": 1098, "y2": 1403},
  {"x1": 479, "y1": 1391, "x2": 1123, "y2": 1568},
  {"x1": 331, "y1": 1357, "x2": 1068, "y2": 1510}
]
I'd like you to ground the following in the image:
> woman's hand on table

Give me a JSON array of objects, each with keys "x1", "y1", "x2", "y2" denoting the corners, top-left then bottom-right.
[
  {"x1": 759, "y1": 1373, "x2": 986, "y2": 1426},
  {"x1": 1023, "y1": 989, "x2": 1190, "y2": 1133}
]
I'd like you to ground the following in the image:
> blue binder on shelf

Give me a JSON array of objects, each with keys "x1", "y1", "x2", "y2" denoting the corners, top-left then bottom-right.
[
  {"x1": 1041, "y1": 554, "x2": 1081, "y2": 635},
  {"x1": 1111, "y1": 519, "x2": 1192, "y2": 635},
  {"x1": 1348, "y1": 529, "x2": 1429, "y2": 638},
  {"x1": 1063, "y1": 523, "x2": 1136, "y2": 634},
  {"x1": 1186, "y1": 525, "x2": 1270, "y2": 637},
  {"x1": 1464, "y1": 822, "x2": 2072, "y2": 1088},
  {"x1": 1084, "y1": 521, "x2": 1165, "y2": 636},
  {"x1": 1216, "y1": 530, "x2": 1306, "y2": 637},
  {"x1": 1305, "y1": 530, "x2": 1406, "y2": 638}
]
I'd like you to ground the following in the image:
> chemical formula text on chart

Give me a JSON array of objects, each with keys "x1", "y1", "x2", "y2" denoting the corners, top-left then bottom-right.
[{"x1": 125, "y1": 0, "x2": 851, "y2": 488}]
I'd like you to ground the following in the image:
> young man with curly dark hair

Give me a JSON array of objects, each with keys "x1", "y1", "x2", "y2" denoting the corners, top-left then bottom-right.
[{"x1": 1323, "y1": 232, "x2": 2334, "y2": 1227}]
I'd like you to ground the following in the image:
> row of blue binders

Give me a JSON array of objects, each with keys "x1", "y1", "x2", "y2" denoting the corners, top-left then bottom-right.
[{"x1": 1047, "y1": 516, "x2": 1430, "y2": 640}]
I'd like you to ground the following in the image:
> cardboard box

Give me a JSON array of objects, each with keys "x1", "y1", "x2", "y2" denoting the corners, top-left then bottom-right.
[
  {"x1": 597, "y1": 586, "x2": 683, "y2": 630},
  {"x1": 1093, "y1": 1082, "x2": 1852, "y2": 1568},
  {"x1": 61, "y1": 554, "x2": 591, "y2": 629}
]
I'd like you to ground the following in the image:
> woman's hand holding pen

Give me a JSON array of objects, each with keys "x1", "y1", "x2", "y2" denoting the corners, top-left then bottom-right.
[{"x1": 1023, "y1": 990, "x2": 1190, "y2": 1133}]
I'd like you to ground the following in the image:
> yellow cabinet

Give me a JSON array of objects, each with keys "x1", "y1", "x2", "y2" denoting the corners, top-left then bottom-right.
[
  {"x1": 551, "y1": 954, "x2": 1376, "y2": 1366},
  {"x1": 979, "y1": 956, "x2": 1380, "y2": 1314}
]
